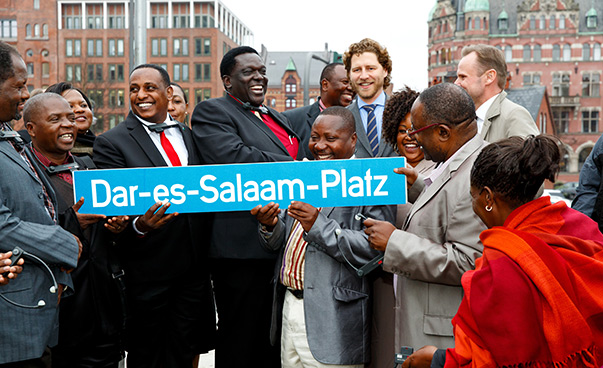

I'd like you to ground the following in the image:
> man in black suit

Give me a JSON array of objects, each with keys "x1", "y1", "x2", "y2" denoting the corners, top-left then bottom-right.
[
  {"x1": 93, "y1": 64, "x2": 215, "y2": 368},
  {"x1": 191, "y1": 46, "x2": 302, "y2": 368},
  {"x1": 343, "y1": 38, "x2": 397, "y2": 158},
  {"x1": 283, "y1": 63, "x2": 354, "y2": 159}
]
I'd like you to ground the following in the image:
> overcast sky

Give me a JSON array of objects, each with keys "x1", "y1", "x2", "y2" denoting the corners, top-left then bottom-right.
[{"x1": 221, "y1": 0, "x2": 435, "y2": 91}]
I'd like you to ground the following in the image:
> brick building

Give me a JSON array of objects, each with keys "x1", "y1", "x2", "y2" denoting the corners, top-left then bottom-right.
[
  {"x1": 0, "y1": 0, "x2": 252, "y2": 132},
  {"x1": 427, "y1": 0, "x2": 603, "y2": 180}
]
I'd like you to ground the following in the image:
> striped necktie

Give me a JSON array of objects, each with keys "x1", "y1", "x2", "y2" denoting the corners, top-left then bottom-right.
[{"x1": 362, "y1": 104, "x2": 379, "y2": 156}]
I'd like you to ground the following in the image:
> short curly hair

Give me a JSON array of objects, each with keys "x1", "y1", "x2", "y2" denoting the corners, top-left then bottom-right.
[
  {"x1": 343, "y1": 38, "x2": 392, "y2": 89},
  {"x1": 381, "y1": 86, "x2": 419, "y2": 152}
]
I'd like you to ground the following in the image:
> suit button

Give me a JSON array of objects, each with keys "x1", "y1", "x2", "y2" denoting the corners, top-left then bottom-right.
[{"x1": 38, "y1": 192, "x2": 44, "y2": 199}]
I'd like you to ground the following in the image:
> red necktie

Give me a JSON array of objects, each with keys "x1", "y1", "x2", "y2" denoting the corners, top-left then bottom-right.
[{"x1": 160, "y1": 131, "x2": 181, "y2": 166}]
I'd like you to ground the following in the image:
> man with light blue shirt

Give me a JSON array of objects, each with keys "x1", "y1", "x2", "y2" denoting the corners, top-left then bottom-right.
[{"x1": 343, "y1": 38, "x2": 397, "y2": 158}]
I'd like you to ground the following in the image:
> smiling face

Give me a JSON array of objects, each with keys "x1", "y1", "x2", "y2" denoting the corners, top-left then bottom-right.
[
  {"x1": 27, "y1": 96, "x2": 77, "y2": 163},
  {"x1": 62, "y1": 89, "x2": 93, "y2": 134},
  {"x1": 349, "y1": 52, "x2": 388, "y2": 104},
  {"x1": 323, "y1": 64, "x2": 354, "y2": 107},
  {"x1": 397, "y1": 113, "x2": 424, "y2": 167},
  {"x1": 0, "y1": 55, "x2": 30, "y2": 123},
  {"x1": 309, "y1": 115, "x2": 357, "y2": 160},
  {"x1": 129, "y1": 67, "x2": 172, "y2": 123},
  {"x1": 409, "y1": 100, "x2": 445, "y2": 163},
  {"x1": 224, "y1": 53, "x2": 267, "y2": 107},
  {"x1": 168, "y1": 85, "x2": 188, "y2": 123}
]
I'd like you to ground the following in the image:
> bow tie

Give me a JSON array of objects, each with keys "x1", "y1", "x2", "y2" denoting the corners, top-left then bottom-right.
[
  {"x1": 242, "y1": 102, "x2": 269, "y2": 115},
  {"x1": 147, "y1": 123, "x2": 180, "y2": 133}
]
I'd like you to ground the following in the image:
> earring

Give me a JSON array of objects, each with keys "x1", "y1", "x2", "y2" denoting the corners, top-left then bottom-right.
[{"x1": 485, "y1": 205, "x2": 492, "y2": 212}]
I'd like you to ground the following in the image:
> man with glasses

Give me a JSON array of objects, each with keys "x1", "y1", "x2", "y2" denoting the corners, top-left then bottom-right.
[
  {"x1": 455, "y1": 44, "x2": 538, "y2": 143},
  {"x1": 363, "y1": 83, "x2": 487, "y2": 352}
]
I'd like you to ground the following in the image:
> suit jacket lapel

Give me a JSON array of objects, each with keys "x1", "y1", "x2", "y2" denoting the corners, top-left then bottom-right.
[
  {"x1": 351, "y1": 101, "x2": 372, "y2": 156},
  {"x1": 125, "y1": 112, "x2": 168, "y2": 166},
  {"x1": 481, "y1": 91, "x2": 505, "y2": 139},
  {"x1": 180, "y1": 123, "x2": 199, "y2": 165},
  {"x1": 305, "y1": 102, "x2": 320, "y2": 131},
  {"x1": 0, "y1": 141, "x2": 39, "y2": 182}
]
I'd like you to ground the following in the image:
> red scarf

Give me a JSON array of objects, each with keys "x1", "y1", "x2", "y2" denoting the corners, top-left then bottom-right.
[{"x1": 446, "y1": 197, "x2": 603, "y2": 368}]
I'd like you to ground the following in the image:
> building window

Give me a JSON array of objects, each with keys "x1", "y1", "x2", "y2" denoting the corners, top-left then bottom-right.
[
  {"x1": 194, "y1": 2, "x2": 215, "y2": 28},
  {"x1": 563, "y1": 43, "x2": 571, "y2": 61},
  {"x1": 87, "y1": 89, "x2": 103, "y2": 109},
  {"x1": 66, "y1": 64, "x2": 82, "y2": 82},
  {"x1": 108, "y1": 39, "x2": 124, "y2": 57},
  {"x1": 87, "y1": 39, "x2": 103, "y2": 57},
  {"x1": 87, "y1": 4, "x2": 103, "y2": 29},
  {"x1": 173, "y1": 38, "x2": 189, "y2": 56},
  {"x1": 552, "y1": 73, "x2": 570, "y2": 96},
  {"x1": 504, "y1": 45, "x2": 512, "y2": 62},
  {"x1": 579, "y1": 147, "x2": 593, "y2": 170},
  {"x1": 529, "y1": 15, "x2": 535, "y2": 30},
  {"x1": 194, "y1": 63, "x2": 211, "y2": 82},
  {"x1": 173, "y1": 63, "x2": 189, "y2": 82},
  {"x1": 150, "y1": 3, "x2": 168, "y2": 29},
  {"x1": 108, "y1": 64, "x2": 124, "y2": 82},
  {"x1": 553, "y1": 110, "x2": 570, "y2": 133},
  {"x1": 498, "y1": 17, "x2": 507, "y2": 31},
  {"x1": 587, "y1": 12, "x2": 598, "y2": 29},
  {"x1": 34, "y1": 0, "x2": 39, "y2": 9},
  {"x1": 550, "y1": 15, "x2": 555, "y2": 29},
  {"x1": 523, "y1": 73, "x2": 540, "y2": 86},
  {"x1": 108, "y1": 89, "x2": 125, "y2": 107},
  {"x1": 582, "y1": 110, "x2": 599, "y2": 133},
  {"x1": 534, "y1": 44, "x2": 542, "y2": 61},
  {"x1": 539, "y1": 15, "x2": 545, "y2": 30},
  {"x1": 595, "y1": 43, "x2": 602, "y2": 61},
  {"x1": 475, "y1": 17, "x2": 481, "y2": 30},
  {"x1": 108, "y1": 3, "x2": 125, "y2": 29},
  {"x1": 194, "y1": 38, "x2": 211, "y2": 56},
  {"x1": 223, "y1": 42, "x2": 231, "y2": 55},
  {"x1": 582, "y1": 73, "x2": 600, "y2": 97},
  {"x1": 151, "y1": 38, "x2": 167, "y2": 56},
  {"x1": 523, "y1": 45, "x2": 531, "y2": 61},
  {"x1": 172, "y1": 3, "x2": 190, "y2": 28},
  {"x1": 194, "y1": 89, "x2": 211, "y2": 104},
  {"x1": 62, "y1": 4, "x2": 82, "y2": 29},
  {"x1": 42, "y1": 62, "x2": 49, "y2": 78},
  {"x1": 0, "y1": 19, "x2": 17, "y2": 38},
  {"x1": 87, "y1": 64, "x2": 103, "y2": 82},
  {"x1": 552, "y1": 44, "x2": 560, "y2": 61},
  {"x1": 26, "y1": 24, "x2": 31, "y2": 37},
  {"x1": 42, "y1": 24, "x2": 48, "y2": 37},
  {"x1": 583, "y1": 43, "x2": 591, "y2": 61},
  {"x1": 26, "y1": 63, "x2": 34, "y2": 77},
  {"x1": 41, "y1": 49, "x2": 49, "y2": 57},
  {"x1": 539, "y1": 112, "x2": 547, "y2": 134},
  {"x1": 66, "y1": 39, "x2": 81, "y2": 57}
]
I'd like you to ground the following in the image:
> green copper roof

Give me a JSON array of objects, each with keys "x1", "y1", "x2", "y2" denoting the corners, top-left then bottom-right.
[
  {"x1": 465, "y1": 0, "x2": 489, "y2": 12},
  {"x1": 428, "y1": 1, "x2": 438, "y2": 21},
  {"x1": 285, "y1": 57, "x2": 296, "y2": 71},
  {"x1": 586, "y1": 7, "x2": 597, "y2": 17},
  {"x1": 498, "y1": 9, "x2": 508, "y2": 19}
]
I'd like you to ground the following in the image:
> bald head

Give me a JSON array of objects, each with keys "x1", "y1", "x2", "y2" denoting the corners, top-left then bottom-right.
[{"x1": 23, "y1": 93, "x2": 69, "y2": 125}]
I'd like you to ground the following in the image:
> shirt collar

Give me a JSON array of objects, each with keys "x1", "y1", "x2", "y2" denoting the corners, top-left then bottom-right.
[
  {"x1": 357, "y1": 91, "x2": 386, "y2": 108},
  {"x1": 476, "y1": 93, "x2": 500, "y2": 122},
  {"x1": 134, "y1": 112, "x2": 172, "y2": 130},
  {"x1": 31, "y1": 145, "x2": 73, "y2": 167}
]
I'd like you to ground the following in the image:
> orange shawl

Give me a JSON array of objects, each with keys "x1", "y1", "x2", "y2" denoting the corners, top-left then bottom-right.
[{"x1": 446, "y1": 197, "x2": 603, "y2": 367}]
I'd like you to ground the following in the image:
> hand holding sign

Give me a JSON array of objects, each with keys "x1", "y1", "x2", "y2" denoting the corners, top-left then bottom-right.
[
  {"x1": 136, "y1": 201, "x2": 179, "y2": 233},
  {"x1": 73, "y1": 197, "x2": 107, "y2": 230},
  {"x1": 105, "y1": 215, "x2": 130, "y2": 234},
  {"x1": 395, "y1": 165, "x2": 419, "y2": 187},
  {"x1": 287, "y1": 201, "x2": 320, "y2": 233},
  {"x1": 251, "y1": 202, "x2": 280, "y2": 232},
  {"x1": 364, "y1": 218, "x2": 396, "y2": 252}
]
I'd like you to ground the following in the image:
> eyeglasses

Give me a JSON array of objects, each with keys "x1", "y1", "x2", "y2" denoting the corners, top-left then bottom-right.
[
  {"x1": 398, "y1": 129, "x2": 411, "y2": 135},
  {"x1": 408, "y1": 122, "x2": 441, "y2": 136}
]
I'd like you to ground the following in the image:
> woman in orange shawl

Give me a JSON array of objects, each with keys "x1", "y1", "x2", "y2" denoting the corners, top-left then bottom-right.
[{"x1": 402, "y1": 135, "x2": 603, "y2": 368}]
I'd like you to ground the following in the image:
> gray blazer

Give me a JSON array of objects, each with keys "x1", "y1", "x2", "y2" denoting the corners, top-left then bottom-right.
[
  {"x1": 0, "y1": 141, "x2": 79, "y2": 364},
  {"x1": 383, "y1": 136, "x2": 487, "y2": 350},
  {"x1": 481, "y1": 91, "x2": 539, "y2": 143},
  {"x1": 261, "y1": 204, "x2": 395, "y2": 365},
  {"x1": 347, "y1": 98, "x2": 397, "y2": 158}
]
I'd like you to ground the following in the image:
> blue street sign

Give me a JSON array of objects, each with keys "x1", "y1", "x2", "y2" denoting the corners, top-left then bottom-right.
[{"x1": 73, "y1": 157, "x2": 407, "y2": 215}]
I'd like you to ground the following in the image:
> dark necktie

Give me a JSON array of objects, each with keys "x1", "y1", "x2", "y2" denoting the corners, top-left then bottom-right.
[{"x1": 362, "y1": 104, "x2": 379, "y2": 156}]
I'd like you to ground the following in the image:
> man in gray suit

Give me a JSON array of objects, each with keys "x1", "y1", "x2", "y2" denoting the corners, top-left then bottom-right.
[
  {"x1": 455, "y1": 44, "x2": 538, "y2": 143},
  {"x1": 343, "y1": 38, "x2": 396, "y2": 158},
  {"x1": 252, "y1": 106, "x2": 395, "y2": 367},
  {"x1": 364, "y1": 83, "x2": 486, "y2": 351},
  {"x1": 0, "y1": 41, "x2": 80, "y2": 366},
  {"x1": 283, "y1": 63, "x2": 354, "y2": 159}
]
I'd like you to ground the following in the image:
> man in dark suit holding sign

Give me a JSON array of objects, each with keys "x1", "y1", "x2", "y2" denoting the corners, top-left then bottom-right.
[
  {"x1": 93, "y1": 64, "x2": 215, "y2": 368},
  {"x1": 191, "y1": 46, "x2": 303, "y2": 368}
]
